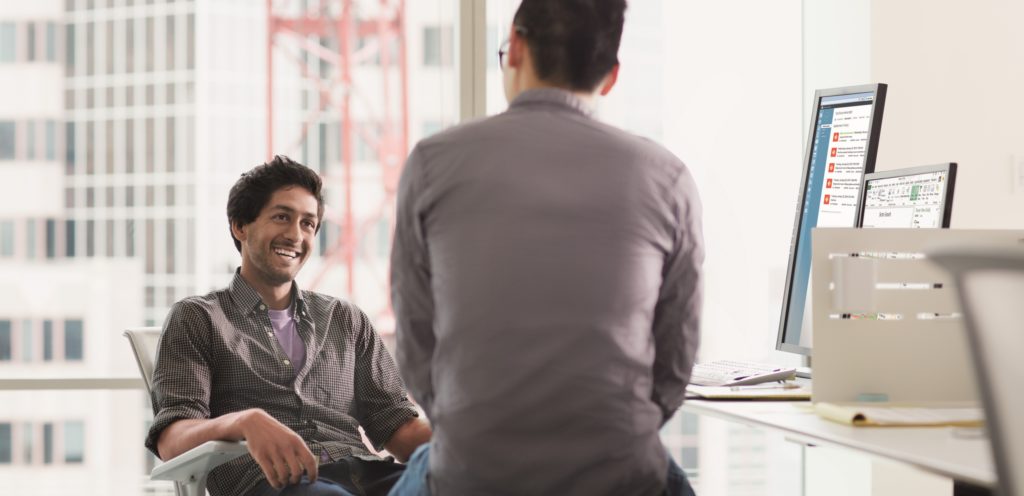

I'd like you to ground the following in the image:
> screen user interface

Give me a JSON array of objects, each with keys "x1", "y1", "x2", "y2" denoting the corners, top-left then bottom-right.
[
  {"x1": 861, "y1": 170, "x2": 950, "y2": 228},
  {"x1": 781, "y1": 91, "x2": 877, "y2": 349}
]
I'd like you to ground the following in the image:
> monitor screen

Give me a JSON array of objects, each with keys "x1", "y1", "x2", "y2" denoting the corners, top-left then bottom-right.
[
  {"x1": 859, "y1": 163, "x2": 957, "y2": 229},
  {"x1": 776, "y1": 84, "x2": 887, "y2": 356}
]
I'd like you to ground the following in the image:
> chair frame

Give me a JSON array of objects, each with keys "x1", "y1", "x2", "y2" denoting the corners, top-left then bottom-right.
[
  {"x1": 124, "y1": 327, "x2": 249, "y2": 496},
  {"x1": 931, "y1": 247, "x2": 1024, "y2": 496}
]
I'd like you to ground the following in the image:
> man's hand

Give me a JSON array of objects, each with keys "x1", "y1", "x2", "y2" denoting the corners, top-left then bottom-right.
[{"x1": 236, "y1": 409, "x2": 319, "y2": 489}]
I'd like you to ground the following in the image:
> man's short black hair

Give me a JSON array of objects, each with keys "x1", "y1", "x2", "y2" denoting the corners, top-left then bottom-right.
[
  {"x1": 512, "y1": 0, "x2": 627, "y2": 91},
  {"x1": 226, "y1": 155, "x2": 325, "y2": 252}
]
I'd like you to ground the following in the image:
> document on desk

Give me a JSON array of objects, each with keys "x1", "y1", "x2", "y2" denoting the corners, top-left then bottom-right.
[
  {"x1": 814, "y1": 403, "x2": 984, "y2": 427},
  {"x1": 686, "y1": 383, "x2": 811, "y2": 400}
]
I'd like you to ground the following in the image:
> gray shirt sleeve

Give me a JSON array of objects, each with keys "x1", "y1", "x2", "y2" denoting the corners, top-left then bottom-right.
[
  {"x1": 390, "y1": 145, "x2": 437, "y2": 417},
  {"x1": 650, "y1": 169, "x2": 705, "y2": 424}
]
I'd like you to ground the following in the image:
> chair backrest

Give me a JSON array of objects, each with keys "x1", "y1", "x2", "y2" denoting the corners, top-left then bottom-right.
[
  {"x1": 123, "y1": 327, "x2": 163, "y2": 398},
  {"x1": 931, "y1": 247, "x2": 1024, "y2": 496}
]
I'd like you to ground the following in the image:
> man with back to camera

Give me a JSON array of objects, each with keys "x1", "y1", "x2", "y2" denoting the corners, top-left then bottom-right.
[
  {"x1": 388, "y1": 0, "x2": 704, "y2": 494},
  {"x1": 146, "y1": 156, "x2": 432, "y2": 496}
]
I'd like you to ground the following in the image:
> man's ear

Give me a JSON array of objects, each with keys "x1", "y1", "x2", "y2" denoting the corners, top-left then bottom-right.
[
  {"x1": 230, "y1": 221, "x2": 247, "y2": 244},
  {"x1": 598, "y1": 64, "x2": 620, "y2": 96},
  {"x1": 508, "y1": 29, "x2": 527, "y2": 68}
]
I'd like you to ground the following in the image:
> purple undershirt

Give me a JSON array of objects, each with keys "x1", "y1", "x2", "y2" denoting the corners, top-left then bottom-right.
[{"x1": 268, "y1": 304, "x2": 305, "y2": 374}]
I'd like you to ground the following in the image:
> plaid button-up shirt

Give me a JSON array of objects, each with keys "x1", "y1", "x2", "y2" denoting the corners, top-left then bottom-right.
[{"x1": 145, "y1": 271, "x2": 418, "y2": 496}]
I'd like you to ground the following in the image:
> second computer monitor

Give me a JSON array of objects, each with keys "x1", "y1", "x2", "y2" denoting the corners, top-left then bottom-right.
[
  {"x1": 776, "y1": 84, "x2": 887, "y2": 356},
  {"x1": 858, "y1": 163, "x2": 957, "y2": 228}
]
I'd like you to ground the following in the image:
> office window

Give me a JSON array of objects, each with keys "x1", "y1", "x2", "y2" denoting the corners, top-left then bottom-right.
[
  {"x1": 0, "y1": 220, "x2": 14, "y2": 257},
  {"x1": 65, "y1": 219, "x2": 75, "y2": 257},
  {"x1": 27, "y1": 23, "x2": 37, "y2": 61},
  {"x1": 125, "y1": 119, "x2": 135, "y2": 172},
  {"x1": 0, "y1": 23, "x2": 14, "y2": 63},
  {"x1": 680, "y1": 447, "x2": 698, "y2": 470},
  {"x1": 45, "y1": 219, "x2": 56, "y2": 259},
  {"x1": 85, "y1": 219, "x2": 94, "y2": 257},
  {"x1": 42, "y1": 423, "x2": 53, "y2": 464},
  {"x1": 0, "y1": 423, "x2": 11, "y2": 464},
  {"x1": 165, "y1": 219, "x2": 176, "y2": 272},
  {"x1": 0, "y1": 320, "x2": 11, "y2": 361},
  {"x1": 166, "y1": 116, "x2": 175, "y2": 171},
  {"x1": 46, "y1": 23, "x2": 56, "y2": 62},
  {"x1": 27, "y1": 120, "x2": 36, "y2": 160},
  {"x1": 64, "y1": 23, "x2": 74, "y2": 73},
  {"x1": 422, "y1": 120, "x2": 443, "y2": 139},
  {"x1": 125, "y1": 219, "x2": 135, "y2": 257},
  {"x1": 0, "y1": 121, "x2": 14, "y2": 159},
  {"x1": 145, "y1": 219, "x2": 154, "y2": 273},
  {"x1": 26, "y1": 219, "x2": 36, "y2": 260},
  {"x1": 105, "y1": 219, "x2": 114, "y2": 257},
  {"x1": 105, "y1": 20, "x2": 113, "y2": 75},
  {"x1": 21, "y1": 423, "x2": 32, "y2": 464},
  {"x1": 45, "y1": 120, "x2": 56, "y2": 161},
  {"x1": 65, "y1": 122, "x2": 75, "y2": 173},
  {"x1": 85, "y1": 21, "x2": 94, "y2": 76},
  {"x1": 64, "y1": 421, "x2": 84, "y2": 463},
  {"x1": 681, "y1": 411, "x2": 699, "y2": 435},
  {"x1": 165, "y1": 16, "x2": 175, "y2": 71},
  {"x1": 186, "y1": 14, "x2": 194, "y2": 69},
  {"x1": 145, "y1": 17, "x2": 154, "y2": 72},
  {"x1": 21, "y1": 320, "x2": 32, "y2": 362},
  {"x1": 64, "y1": 319, "x2": 83, "y2": 360},
  {"x1": 42, "y1": 320, "x2": 53, "y2": 361},
  {"x1": 423, "y1": 26, "x2": 453, "y2": 67},
  {"x1": 84, "y1": 121, "x2": 94, "y2": 173}
]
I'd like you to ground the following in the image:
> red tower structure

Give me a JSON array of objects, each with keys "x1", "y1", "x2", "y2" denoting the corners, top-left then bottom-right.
[{"x1": 266, "y1": 0, "x2": 409, "y2": 328}]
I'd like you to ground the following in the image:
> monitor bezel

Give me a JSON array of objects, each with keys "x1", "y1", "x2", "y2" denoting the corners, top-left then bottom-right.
[
  {"x1": 856, "y1": 162, "x2": 958, "y2": 228},
  {"x1": 775, "y1": 83, "x2": 888, "y2": 356}
]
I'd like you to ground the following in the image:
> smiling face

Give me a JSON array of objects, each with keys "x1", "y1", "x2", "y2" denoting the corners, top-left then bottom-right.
[{"x1": 232, "y1": 186, "x2": 320, "y2": 290}]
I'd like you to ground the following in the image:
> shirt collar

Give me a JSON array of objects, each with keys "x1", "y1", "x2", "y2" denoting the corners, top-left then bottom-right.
[
  {"x1": 228, "y1": 268, "x2": 306, "y2": 314},
  {"x1": 508, "y1": 88, "x2": 595, "y2": 118}
]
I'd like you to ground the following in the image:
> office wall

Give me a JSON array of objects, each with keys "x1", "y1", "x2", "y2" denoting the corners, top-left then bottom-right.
[
  {"x1": 871, "y1": 0, "x2": 1024, "y2": 228},
  {"x1": 657, "y1": 0, "x2": 805, "y2": 367}
]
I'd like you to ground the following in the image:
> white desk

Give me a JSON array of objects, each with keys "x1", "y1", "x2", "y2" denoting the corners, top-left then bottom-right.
[{"x1": 680, "y1": 399, "x2": 995, "y2": 489}]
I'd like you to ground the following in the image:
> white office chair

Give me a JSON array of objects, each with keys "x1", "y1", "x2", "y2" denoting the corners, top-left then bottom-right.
[
  {"x1": 930, "y1": 247, "x2": 1024, "y2": 496},
  {"x1": 124, "y1": 327, "x2": 249, "y2": 496}
]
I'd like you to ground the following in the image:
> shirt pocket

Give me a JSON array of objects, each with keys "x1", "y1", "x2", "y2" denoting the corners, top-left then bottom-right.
[{"x1": 310, "y1": 346, "x2": 355, "y2": 411}]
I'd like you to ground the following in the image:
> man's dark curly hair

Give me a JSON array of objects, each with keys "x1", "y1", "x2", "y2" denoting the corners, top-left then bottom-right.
[
  {"x1": 512, "y1": 0, "x2": 627, "y2": 91},
  {"x1": 226, "y1": 155, "x2": 324, "y2": 253}
]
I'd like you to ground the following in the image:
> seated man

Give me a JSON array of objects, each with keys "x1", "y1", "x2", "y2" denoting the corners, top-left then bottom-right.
[{"x1": 146, "y1": 156, "x2": 431, "y2": 496}]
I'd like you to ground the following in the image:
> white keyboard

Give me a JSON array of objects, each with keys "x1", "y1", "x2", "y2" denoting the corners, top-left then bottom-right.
[{"x1": 690, "y1": 360, "x2": 797, "y2": 387}]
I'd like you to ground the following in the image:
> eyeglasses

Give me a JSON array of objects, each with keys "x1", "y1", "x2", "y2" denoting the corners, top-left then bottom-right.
[
  {"x1": 498, "y1": 39, "x2": 510, "y2": 69},
  {"x1": 497, "y1": 25, "x2": 528, "y2": 69}
]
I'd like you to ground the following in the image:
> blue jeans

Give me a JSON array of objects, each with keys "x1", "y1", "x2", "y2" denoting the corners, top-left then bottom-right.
[
  {"x1": 248, "y1": 457, "x2": 405, "y2": 496},
  {"x1": 388, "y1": 444, "x2": 697, "y2": 496}
]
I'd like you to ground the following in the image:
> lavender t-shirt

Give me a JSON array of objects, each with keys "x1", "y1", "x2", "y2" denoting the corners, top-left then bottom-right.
[{"x1": 268, "y1": 305, "x2": 305, "y2": 374}]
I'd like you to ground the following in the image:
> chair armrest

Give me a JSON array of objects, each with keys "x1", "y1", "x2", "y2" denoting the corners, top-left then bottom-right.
[{"x1": 151, "y1": 440, "x2": 249, "y2": 483}]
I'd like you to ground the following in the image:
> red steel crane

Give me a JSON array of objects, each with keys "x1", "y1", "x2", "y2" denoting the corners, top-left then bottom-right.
[{"x1": 266, "y1": 0, "x2": 409, "y2": 329}]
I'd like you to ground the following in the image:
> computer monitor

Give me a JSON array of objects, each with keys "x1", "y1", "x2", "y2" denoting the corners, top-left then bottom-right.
[
  {"x1": 858, "y1": 163, "x2": 957, "y2": 229},
  {"x1": 776, "y1": 84, "x2": 887, "y2": 356}
]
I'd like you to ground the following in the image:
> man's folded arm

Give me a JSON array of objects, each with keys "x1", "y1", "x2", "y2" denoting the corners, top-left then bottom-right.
[
  {"x1": 650, "y1": 170, "x2": 705, "y2": 424},
  {"x1": 391, "y1": 145, "x2": 438, "y2": 416}
]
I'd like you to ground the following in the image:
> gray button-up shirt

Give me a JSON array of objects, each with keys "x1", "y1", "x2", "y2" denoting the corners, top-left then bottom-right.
[
  {"x1": 146, "y1": 271, "x2": 418, "y2": 496},
  {"x1": 391, "y1": 88, "x2": 704, "y2": 495}
]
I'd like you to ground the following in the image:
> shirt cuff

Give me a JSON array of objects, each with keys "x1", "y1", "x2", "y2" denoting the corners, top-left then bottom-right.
[{"x1": 362, "y1": 403, "x2": 420, "y2": 450}]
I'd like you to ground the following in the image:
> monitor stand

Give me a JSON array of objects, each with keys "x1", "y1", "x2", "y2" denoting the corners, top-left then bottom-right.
[{"x1": 796, "y1": 355, "x2": 812, "y2": 379}]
